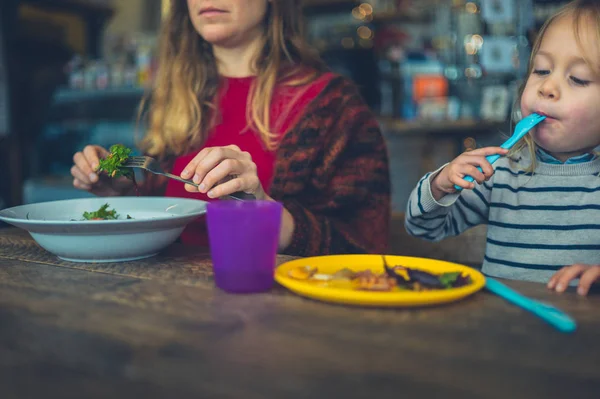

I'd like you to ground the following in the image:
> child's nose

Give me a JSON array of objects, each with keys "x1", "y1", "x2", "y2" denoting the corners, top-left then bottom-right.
[{"x1": 538, "y1": 79, "x2": 560, "y2": 100}]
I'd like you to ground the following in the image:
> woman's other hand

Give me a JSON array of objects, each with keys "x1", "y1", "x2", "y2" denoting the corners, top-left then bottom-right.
[{"x1": 71, "y1": 145, "x2": 134, "y2": 197}]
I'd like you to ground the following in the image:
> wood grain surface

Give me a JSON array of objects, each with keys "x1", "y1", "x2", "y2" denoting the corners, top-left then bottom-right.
[{"x1": 1, "y1": 228, "x2": 599, "y2": 399}]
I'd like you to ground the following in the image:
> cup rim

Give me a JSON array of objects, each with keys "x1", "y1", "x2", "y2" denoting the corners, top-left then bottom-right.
[{"x1": 207, "y1": 199, "x2": 282, "y2": 211}]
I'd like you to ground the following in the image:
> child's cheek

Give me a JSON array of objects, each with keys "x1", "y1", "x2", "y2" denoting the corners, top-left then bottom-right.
[
  {"x1": 520, "y1": 85, "x2": 535, "y2": 115},
  {"x1": 566, "y1": 104, "x2": 591, "y2": 126}
]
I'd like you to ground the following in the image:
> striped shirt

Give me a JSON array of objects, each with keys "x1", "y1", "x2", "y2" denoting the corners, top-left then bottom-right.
[{"x1": 405, "y1": 149, "x2": 600, "y2": 283}]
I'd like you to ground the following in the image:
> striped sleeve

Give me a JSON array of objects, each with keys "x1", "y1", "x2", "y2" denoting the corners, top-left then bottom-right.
[{"x1": 404, "y1": 165, "x2": 492, "y2": 242}]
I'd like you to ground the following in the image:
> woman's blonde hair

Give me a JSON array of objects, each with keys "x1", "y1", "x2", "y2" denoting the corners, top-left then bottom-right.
[
  {"x1": 139, "y1": 0, "x2": 325, "y2": 159},
  {"x1": 510, "y1": 0, "x2": 600, "y2": 171}
]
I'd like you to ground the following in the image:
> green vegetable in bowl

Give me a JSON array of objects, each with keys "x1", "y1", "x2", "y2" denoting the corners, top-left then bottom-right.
[
  {"x1": 82, "y1": 203, "x2": 132, "y2": 221},
  {"x1": 97, "y1": 144, "x2": 133, "y2": 179}
]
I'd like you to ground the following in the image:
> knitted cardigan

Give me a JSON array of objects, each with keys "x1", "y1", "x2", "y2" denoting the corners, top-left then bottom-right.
[{"x1": 142, "y1": 75, "x2": 391, "y2": 256}]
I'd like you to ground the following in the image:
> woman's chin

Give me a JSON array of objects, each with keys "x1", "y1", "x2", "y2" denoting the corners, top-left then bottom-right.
[{"x1": 200, "y1": 29, "x2": 237, "y2": 47}]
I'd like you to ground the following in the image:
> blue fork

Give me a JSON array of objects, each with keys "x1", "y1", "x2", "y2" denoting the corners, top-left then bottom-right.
[
  {"x1": 486, "y1": 278, "x2": 577, "y2": 333},
  {"x1": 454, "y1": 113, "x2": 546, "y2": 191}
]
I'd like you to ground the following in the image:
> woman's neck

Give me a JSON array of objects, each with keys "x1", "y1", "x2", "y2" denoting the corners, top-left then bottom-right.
[{"x1": 213, "y1": 31, "x2": 264, "y2": 78}]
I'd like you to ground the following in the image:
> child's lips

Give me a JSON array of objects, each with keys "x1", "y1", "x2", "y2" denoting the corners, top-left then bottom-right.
[{"x1": 535, "y1": 111, "x2": 558, "y2": 123}]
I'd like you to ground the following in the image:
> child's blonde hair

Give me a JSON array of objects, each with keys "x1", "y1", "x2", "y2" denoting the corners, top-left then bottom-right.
[{"x1": 510, "y1": 0, "x2": 600, "y2": 172}]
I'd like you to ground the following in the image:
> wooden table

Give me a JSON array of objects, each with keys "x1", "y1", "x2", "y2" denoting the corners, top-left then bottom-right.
[{"x1": 1, "y1": 228, "x2": 599, "y2": 399}]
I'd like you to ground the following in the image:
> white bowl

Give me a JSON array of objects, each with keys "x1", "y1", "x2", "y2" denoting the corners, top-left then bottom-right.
[{"x1": 0, "y1": 197, "x2": 207, "y2": 263}]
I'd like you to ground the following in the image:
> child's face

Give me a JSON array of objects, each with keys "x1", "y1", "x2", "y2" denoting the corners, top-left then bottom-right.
[
  {"x1": 521, "y1": 14, "x2": 600, "y2": 161},
  {"x1": 187, "y1": 0, "x2": 269, "y2": 49}
]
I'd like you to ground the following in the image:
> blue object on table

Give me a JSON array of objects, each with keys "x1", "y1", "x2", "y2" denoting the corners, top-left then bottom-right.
[{"x1": 485, "y1": 278, "x2": 577, "y2": 333}]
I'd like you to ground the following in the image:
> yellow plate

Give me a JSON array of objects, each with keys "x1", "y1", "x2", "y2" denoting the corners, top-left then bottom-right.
[{"x1": 275, "y1": 255, "x2": 486, "y2": 307}]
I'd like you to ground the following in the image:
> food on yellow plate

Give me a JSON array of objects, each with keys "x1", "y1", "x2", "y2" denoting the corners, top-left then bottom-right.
[
  {"x1": 287, "y1": 265, "x2": 317, "y2": 280},
  {"x1": 331, "y1": 268, "x2": 355, "y2": 280},
  {"x1": 353, "y1": 270, "x2": 397, "y2": 291},
  {"x1": 286, "y1": 262, "x2": 472, "y2": 292}
]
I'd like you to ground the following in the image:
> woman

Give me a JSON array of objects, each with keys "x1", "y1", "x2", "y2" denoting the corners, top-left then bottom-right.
[{"x1": 71, "y1": 0, "x2": 391, "y2": 256}]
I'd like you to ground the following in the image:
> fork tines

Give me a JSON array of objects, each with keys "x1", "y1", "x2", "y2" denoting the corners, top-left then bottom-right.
[
  {"x1": 123, "y1": 156, "x2": 146, "y2": 166},
  {"x1": 126, "y1": 156, "x2": 147, "y2": 162}
]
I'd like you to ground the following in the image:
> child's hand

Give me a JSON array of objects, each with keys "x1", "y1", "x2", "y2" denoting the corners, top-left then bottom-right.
[
  {"x1": 430, "y1": 147, "x2": 509, "y2": 200},
  {"x1": 548, "y1": 264, "x2": 600, "y2": 296}
]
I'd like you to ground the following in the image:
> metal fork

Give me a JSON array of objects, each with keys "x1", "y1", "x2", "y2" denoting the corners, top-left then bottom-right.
[{"x1": 122, "y1": 156, "x2": 255, "y2": 201}]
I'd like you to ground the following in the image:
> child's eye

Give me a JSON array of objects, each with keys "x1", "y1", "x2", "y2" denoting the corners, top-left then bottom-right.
[
  {"x1": 570, "y1": 76, "x2": 590, "y2": 86},
  {"x1": 532, "y1": 69, "x2": 550, "y2": 76}
]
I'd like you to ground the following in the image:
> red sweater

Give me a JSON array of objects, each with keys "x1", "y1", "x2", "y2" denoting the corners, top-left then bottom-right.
[
  {"x1": 143, "y1": 74, "x2": 391, "y2": 256},
  {"x1": 164, "y1": 74, "x2": 334, "y2": 246}
]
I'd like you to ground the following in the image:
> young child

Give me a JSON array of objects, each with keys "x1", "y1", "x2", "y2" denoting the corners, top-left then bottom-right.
[{"x1": 405, "y1": 0, "x2": 600, "y2": 296}]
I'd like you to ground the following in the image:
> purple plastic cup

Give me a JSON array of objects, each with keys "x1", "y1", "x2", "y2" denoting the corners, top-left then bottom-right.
[{"x1": 206, "y1": 200, "x2": 283, "y2": 293}]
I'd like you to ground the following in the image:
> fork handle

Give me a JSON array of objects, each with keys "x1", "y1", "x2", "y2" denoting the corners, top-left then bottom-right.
[
  {"x1": 164, "y1": 173, "x2": 253, "y2": 201},
  {"x1": 485, "y1": 278, "x2": 576, "y2": 333},
  {"x1": 164, "y1": 172, "x2": 196, "y2": 187}
]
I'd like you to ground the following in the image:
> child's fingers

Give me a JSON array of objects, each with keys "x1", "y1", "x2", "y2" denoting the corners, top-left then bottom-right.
[
  {"x1": 446, "y1": 146, "x2": 508, "y2": 190},
  {"x1": 552, "y1": 264, "x2": 587, "y2": 293},
  {"x1": 576, "y1": 267, "x2": 600, "y2": 296},
  {"x1": 461, "y1": 164, "x2": 486, "y2": 184},
  {"x1": 476, "y1": 158, "x2": 495, "y2": 178},
  {"x1": 451, "y1": 176, "x2": 475, "y2": 190},
  {"x1": 458, "y1": 155, "x2": 495, "y2": 179},
  {"x1": 547, "y1": 268, "x2": 565, "y2": 289},
  {"x1": 450, "y1": 179, "x2": 475, "y2": 190},
  {"x1": 464, "y1": 147, "x2": 509, "y2": 157}
]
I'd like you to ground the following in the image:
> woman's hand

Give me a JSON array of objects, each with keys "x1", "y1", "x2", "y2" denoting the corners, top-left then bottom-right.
[
  {"x1": 180, "y1": 145, "x2": 266, "y2": 200},
  {"x1": 548, "y1": 264, "x2": 600, "y2": 296},
  {"x1": 181, "y1": 145, "x2": 296, "y2": 250},
  {"x1": 71, "y1": 145, "x2": 134, "y2": 197},
  {"x1": 430, "y1": 147, "x2": 509, "y2": 200}
]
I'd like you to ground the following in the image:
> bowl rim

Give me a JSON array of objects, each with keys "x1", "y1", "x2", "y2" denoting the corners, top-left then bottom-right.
[{"x1": 0, "y1": 196, "x2": 207, "y2": 227}]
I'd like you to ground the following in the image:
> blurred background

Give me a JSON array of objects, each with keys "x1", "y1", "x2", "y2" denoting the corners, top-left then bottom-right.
[{"x1": 0, "y1": 0, "x2": 569, "y2": 214}]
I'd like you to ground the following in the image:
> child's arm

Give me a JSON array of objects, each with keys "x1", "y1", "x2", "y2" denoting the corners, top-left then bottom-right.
[{"x1": 405, "y1": 147, "x2": 508, "y2": 241}]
